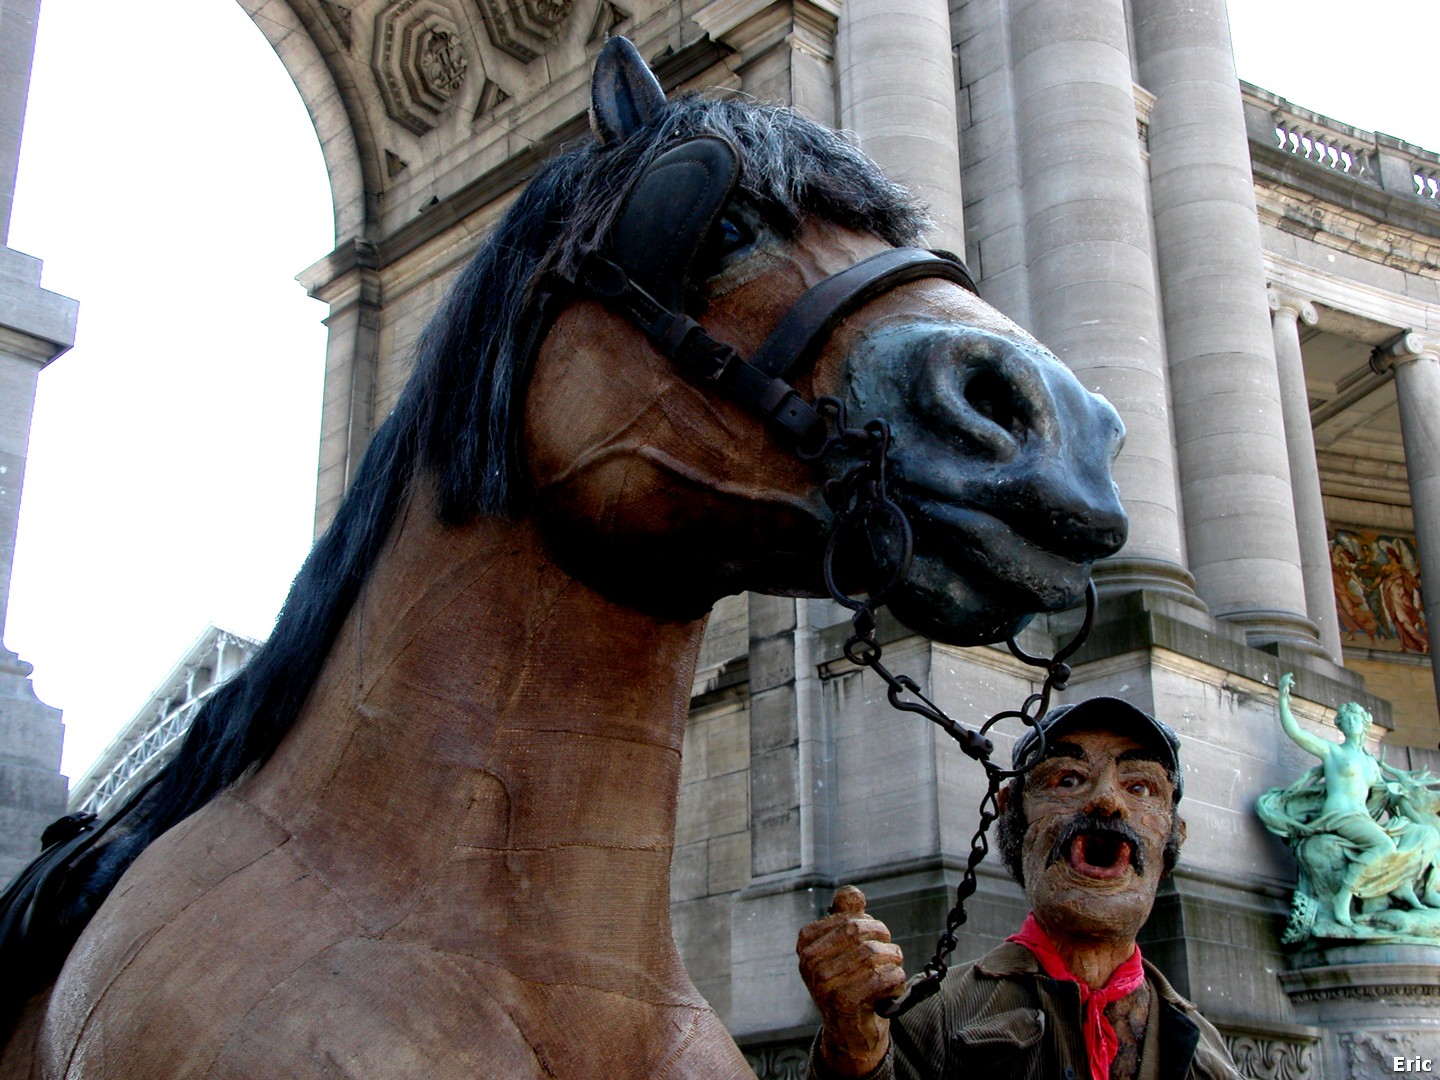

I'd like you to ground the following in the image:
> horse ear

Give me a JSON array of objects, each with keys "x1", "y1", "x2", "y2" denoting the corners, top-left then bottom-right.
[{"x1": 590, "y1": 36, "x2": 667, "y2": 144}]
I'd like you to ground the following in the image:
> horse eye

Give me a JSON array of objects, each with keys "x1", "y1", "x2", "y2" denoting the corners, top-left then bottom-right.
[{"x1": 711, "y1": 214, "x2": 753, "y2": 261}]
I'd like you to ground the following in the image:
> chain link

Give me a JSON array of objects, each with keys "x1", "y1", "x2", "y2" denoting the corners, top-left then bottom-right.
[{"x1": 814, "y1": 407, "x2": 1098, "y2": 1019}]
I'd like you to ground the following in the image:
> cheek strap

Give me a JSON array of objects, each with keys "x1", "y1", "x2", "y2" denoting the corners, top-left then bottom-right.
[{"x1": 572, "y1": 243, "x2": 978, "y2": 451}]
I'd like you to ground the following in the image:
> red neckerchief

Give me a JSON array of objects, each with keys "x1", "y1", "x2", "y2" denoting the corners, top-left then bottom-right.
[{"x1": 1007, "y1": 912, "x2": 1145, "y2": 1080}]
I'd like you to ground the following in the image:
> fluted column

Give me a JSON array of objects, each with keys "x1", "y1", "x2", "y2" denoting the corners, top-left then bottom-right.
[
  {"x1": 1010, "y1": 0, "x2": 1196, "y2": 603},
  {"x1": 836, "y1": 0, "x2": 965, "y2": 253},
  {"x1": 1269, "y1": 287, "x2": 1342, "y2": 661},
  {"x1": 1132, "y1": 0, "x2": 1319, "y2": 652},
  {"x1": 1375, "y1": 333, "x2": 1440, "y2": 717}
]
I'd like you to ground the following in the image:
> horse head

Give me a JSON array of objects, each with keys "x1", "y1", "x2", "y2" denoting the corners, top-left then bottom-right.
[{"x1": 520, "y1": 38, "x2": 1126, "y2": 643}]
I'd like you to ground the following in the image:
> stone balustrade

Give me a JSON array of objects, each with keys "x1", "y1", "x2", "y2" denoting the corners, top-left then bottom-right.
[
  {"x1": 1242, "y1": 82, "x2": 1440, "y2": 215},
  {"x1": 1416, "y1": 164, "x2": 1440, "y2": 201},
  {"x1": 1273, "y1": 111, "x2": 1375, "y2": 182}
]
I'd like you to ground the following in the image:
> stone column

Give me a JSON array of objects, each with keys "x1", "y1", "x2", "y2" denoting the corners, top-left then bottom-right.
[
  {"x1": 1010, "y1": 0, "x2": 1197, "y2": 604},
  {"x1": 1269, "y1": 287, "x2": 1342, "y2": 661},
  {"x1": 298, "y1": 241, "x2": 382, "y2": 534},
  {"x1": 1374, "y1": 332, "x2": 1440, "y2": 718},
  {"x1": 0, "y1": 252, "x2": 73, "y2": 650},
  {"x1": 836, "y1": 0, "x2": 965, "y2": 253},
  {"x1": 1132, "y1": 0, "x2": 1320, "y2": 652}
]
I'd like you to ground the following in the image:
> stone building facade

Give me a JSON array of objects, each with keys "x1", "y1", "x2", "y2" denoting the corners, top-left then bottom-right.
[
  {"x1": 0, "y1": 0, "x2": 76, "y2": 888},
  {"x1": 237, "y1": 1, "x2": 1438, "y2": 1076},
  {"x1": 9, "y1": 0, "x2": 1432, "y2": 1076}
]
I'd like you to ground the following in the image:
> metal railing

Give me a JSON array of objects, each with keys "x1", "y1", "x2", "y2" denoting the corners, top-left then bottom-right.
[{"x1": 74, "y1": 691, "x2": 216, "y2": 817}]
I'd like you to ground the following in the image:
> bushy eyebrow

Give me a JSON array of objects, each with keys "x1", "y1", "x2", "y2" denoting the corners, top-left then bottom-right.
[
  {"x1": 1038, "y1": 743, "x2": 1168, "y2": 768},
  {"x1": 1118, "y1": 749, "x2": 1169, "y2": 769}
]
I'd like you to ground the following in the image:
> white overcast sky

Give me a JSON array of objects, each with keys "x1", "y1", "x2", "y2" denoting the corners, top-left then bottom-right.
[{"x1": 7, "y1": 0, "x2": 1440, "y2": 782}]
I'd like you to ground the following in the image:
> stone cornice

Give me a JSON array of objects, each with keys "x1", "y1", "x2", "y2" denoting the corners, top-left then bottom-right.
[
  {"x1": 1254, "y1": 174, "x2": 1440, "y2": 278},
  {"x1": 1263, "y1": 251, "x2": 1440, "y2": 333},
  {"x1": 1251, "y1": 146, "x2": 1440, "y2": 245},
  {"x1": 0, "y1": 248, "x2": 78, "y2": 365}
]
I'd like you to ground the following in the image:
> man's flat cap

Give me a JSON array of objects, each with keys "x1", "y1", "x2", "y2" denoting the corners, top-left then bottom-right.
[{"x1": 1011, "y1": 697, "x2": 1183, "y2": 802}]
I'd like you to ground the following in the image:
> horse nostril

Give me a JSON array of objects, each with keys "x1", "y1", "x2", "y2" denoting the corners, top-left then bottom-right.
[{"x1": 963, "y1": 365, "x2": 1030, "y2": 442}]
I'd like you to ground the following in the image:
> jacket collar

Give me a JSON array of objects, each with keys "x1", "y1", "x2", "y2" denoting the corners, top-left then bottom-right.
[
  {"x1": 977, "y1": 941, "x2": 1195, "y2": 1010},
  {"x1": 976, "y1": 940, "x2": 1202, "y2": 1079}
]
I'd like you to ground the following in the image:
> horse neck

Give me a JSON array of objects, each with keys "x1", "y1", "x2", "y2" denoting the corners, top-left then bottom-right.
[{"x1": 240, "y1": 489, "x2": 707, "y2": 950}]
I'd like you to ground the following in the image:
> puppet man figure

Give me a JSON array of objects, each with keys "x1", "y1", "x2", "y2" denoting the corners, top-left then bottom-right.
[{"x1": 797, "y1": 698, "x2": 1242, "y2": 1080}]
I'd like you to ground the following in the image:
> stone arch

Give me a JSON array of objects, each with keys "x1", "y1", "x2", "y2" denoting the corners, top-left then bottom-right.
[{"x1": 239, "y1": 0, "x2": 374, "y2": 245}]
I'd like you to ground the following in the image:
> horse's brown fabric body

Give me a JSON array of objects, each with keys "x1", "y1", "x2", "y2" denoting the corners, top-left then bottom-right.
[
  {"x1": 19, "y1": 508, "x2": 735, "y2": 1078},
  {"x1": 0, "y1": 88, "x2": 1127, "y2": 1070},
  {"x1": 1, "y1": 225, "x2": 1041, "y2": 1079}
]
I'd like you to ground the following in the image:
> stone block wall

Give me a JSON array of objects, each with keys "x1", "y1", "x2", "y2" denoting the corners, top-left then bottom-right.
[
  {"x1": 674, "y1": 692, "x2": 752, "y2": 1024},
  {"x1": 231, "y1": 0, "x2": 1440, "y2": 1071}
]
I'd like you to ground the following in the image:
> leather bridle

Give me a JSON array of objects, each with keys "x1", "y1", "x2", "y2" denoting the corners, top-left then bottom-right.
[
  {"x1": 526, "y1": 131, "x2": 1095, "y2": 1018},
  {"x1": 541, "y1": 135, "x2": 979, "y2": 453}
]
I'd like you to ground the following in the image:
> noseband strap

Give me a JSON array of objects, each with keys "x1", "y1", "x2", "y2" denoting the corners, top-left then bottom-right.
[
  {"x1": 748, "y1": 247, "x2": 977, "y2": 381},
  {"x1": 559, "y1": 135, "x2": 978, "y2": 452}
]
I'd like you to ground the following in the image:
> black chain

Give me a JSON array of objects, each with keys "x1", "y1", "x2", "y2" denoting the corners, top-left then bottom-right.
[{"x1": 810, "y1": 400, "x2": 1098, "y2": 1018}]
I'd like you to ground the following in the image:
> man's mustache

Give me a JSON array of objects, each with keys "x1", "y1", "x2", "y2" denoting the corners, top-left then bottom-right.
[{"x1": 1046, "y1": 812, "x2": 1146, "y2": 875}]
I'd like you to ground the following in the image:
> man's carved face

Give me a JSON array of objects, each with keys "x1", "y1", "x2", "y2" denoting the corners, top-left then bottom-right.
[{"x1": 1018, "y1": 727, "x2": 1178, "y2": 943}]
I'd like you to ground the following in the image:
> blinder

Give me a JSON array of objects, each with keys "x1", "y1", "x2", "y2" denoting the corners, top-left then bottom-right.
[{"x1": 559, "y1": 134, "x2": 979, "y2": 452}]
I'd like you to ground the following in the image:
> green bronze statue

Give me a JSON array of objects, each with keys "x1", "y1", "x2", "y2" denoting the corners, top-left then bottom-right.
[{"x1": 1257, "y1": 672, "x2": 1440, "y2": 944}]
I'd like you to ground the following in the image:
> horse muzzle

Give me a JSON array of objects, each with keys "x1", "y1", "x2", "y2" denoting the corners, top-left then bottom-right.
[{"x1": 839, "y1": 321, "x2": 1128, "y2": 644}]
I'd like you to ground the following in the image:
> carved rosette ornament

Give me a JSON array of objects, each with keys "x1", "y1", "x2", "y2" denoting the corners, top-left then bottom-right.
[
  {"x1": 476, "y1": 0, "x2": 573, "y2": 62},
  {"x1": 373, "y1": 0, "x2": 472, "y2": 134},
  {"x1": 419, "y1": 26, "x2": 468, "y2": 98}
]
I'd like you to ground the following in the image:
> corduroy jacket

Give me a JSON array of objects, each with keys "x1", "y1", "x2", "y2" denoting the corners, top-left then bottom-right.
[{"x1": 806, "y1": 942, "x2": 1242, "y2": 1080}]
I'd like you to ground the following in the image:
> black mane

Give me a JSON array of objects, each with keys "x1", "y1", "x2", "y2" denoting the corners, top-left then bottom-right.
[{"x1": 0, "y1": 93, "x2": 925, "y2": 1023}]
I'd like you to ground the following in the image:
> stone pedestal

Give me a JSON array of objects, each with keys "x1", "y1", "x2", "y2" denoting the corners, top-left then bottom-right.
[
  {"x1": 0, "y1": 652, "x2": 64, "y2": 885},
  {"x1": 1281, "y1": 945, "x2": 1440, "y2": 1080}
]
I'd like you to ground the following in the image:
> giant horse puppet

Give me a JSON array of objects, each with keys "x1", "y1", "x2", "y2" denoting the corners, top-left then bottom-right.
[{"x1": 1, "y1": 39, "x2": 1126, "y2": 1079}]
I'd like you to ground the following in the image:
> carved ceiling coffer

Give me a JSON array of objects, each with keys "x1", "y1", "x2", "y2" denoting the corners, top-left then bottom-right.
[
  {"x1": 476, "y1": 0, "x2": 574, "y2": 62},
  {"x1": 373, "y1": 0, "x2": 472, "y2": 134}
]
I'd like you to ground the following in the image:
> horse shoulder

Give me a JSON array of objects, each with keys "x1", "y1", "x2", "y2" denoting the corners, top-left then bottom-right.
[
  {"x1": 203, "y1": 941, "x2": 754, "y2": 1080},
  {"x1": 33, "y1": 790, "x2": 754, "y2": 1078},
  {"x1": 36, "y1": 791, "x2": 363, "y2": 1078},
  {"x1": 0, "y1": 987, "x2": 51, "y2": 1080}
]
